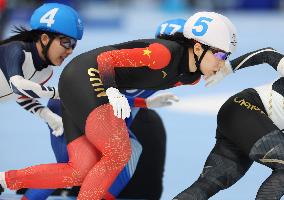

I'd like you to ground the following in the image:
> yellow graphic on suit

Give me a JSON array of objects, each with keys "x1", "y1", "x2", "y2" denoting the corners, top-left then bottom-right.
[
  {"x1": 162, "y1": 70, "x2": 167, "y2": 78},
  {"x1": 234, "y1": 97, "x2": 266, "y2": 114},
  {"x1": 142, "y1": 48, "x2": 152, "y2": 58},
  {"x1": 87, "y1": 67, "x2": 106, "y2": 97}
]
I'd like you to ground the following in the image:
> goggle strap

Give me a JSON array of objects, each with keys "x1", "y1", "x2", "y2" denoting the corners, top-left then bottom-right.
[{"x1": 40, "y1": 35, "x2": 55, "y2": 66}]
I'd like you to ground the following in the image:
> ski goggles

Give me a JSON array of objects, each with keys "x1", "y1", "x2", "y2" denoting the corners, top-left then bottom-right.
[
  {"x1": 210, "y1": 48, "x2": 230, "y2": 61},
  {"x1": 58, "y1": 36, "x2": 77, "y2": 50}
]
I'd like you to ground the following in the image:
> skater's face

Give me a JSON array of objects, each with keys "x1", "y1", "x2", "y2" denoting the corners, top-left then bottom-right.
[
  {"x1": 39, "y1": 34, "x2": 75, "y2": 66},
  {"x1": 49, "y1": 35, "x2": 76, "y2": 66},
  {"x1": 190, "y1": 43, "x2": 229, "y2": 76}
]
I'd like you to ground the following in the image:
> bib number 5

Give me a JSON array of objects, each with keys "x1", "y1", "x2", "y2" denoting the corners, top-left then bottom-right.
[{"x1": 192, "y1": 17, "x2": 213, "y2": 36}]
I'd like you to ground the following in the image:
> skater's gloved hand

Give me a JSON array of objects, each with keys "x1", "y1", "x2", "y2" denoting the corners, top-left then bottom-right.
[
  {"x1": 204, "y1": 60, "x2": 233, "y2": 87},
  {"x1": 106, "y1": 87, "x2": 131, "y2": 119},
  {"x1": 39, "y1": 107, "x2": 64, "y2": 137},
  {"x1": 146, "y1": 93, "x2": 179, "y2": 108}
]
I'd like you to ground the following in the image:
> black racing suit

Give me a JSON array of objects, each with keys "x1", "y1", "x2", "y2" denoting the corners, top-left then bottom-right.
[
  {"x1": 174, "y1": 47, "x2": 284, "y2": 200},
  {"x1": 59, "y1": 39, "x2": 200, "y2": 143}
]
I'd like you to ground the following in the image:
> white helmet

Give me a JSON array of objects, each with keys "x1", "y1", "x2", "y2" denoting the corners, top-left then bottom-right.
[{"x1": 183, "y1": 12, "x2": 237, "y2": 53}]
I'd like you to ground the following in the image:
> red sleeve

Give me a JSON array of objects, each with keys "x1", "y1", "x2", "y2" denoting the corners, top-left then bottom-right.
[
  {"x1": 133, "y1": 97, "x2": 147, "y2": 108},
  {"x1": 97, "y1": 43, "x2": 171, "y2": 88}
]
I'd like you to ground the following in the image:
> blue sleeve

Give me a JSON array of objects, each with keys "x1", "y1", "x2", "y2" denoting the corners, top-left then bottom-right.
[
  {"x1": 125, "y1": 95, "x2": 135, "y2": 107},
  {"x1": 0, "y1": 43, "x2": 25, "y2": 80},
  {"x1": 47, "y1": 99, "x2": 68, "y2": 162},
  {"x1": 47, "y1": 99, "x2": 62, "y2": 116}
]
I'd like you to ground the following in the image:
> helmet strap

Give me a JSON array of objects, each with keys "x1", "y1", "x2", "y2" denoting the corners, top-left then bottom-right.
[
  {"x1": 193, "y1": 45, "x2": 209, "y2": 75},
  {"x1": 40, "y1": 34, "x2": 56, "y2": 66}
]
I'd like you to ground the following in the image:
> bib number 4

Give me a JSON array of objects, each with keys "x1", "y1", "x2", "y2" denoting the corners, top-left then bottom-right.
[{"x1": 40, "y1": 8, "x2": 59, "y2": 27}]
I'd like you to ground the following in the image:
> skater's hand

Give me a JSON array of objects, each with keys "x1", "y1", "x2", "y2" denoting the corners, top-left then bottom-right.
[
  {"x1": 106, "y1": 87, "x2": 131, "y2": 119},
  {"x1": 39, "y1": 107, "x2": 64, "y2": 137},
  {"x1": 204, "y1": 60, "x2": 233, "y2": 87},
  {"x1": 146, "y1": 93, "x2": 179, "y2": 108}
]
